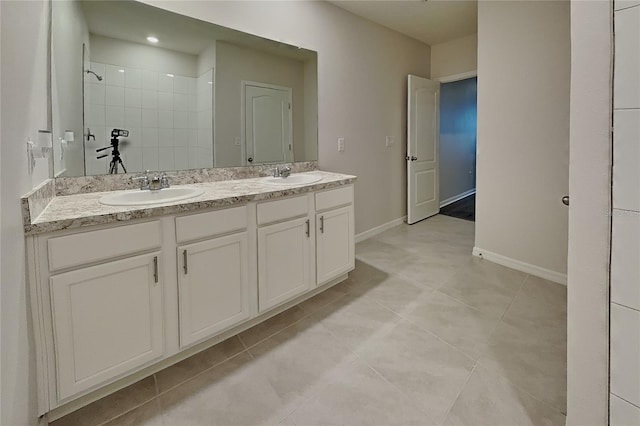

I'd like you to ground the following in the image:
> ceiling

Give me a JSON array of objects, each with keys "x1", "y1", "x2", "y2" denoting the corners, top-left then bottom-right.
[
  {"x1": 79, "y1": 1, "x2": 315, "y2": 61},
  {"x1": 327, "y1": 0, "x2": 477, "y2": 46}
]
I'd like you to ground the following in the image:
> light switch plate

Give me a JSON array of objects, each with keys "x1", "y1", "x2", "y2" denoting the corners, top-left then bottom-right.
[{"x1": 338, "y1": 137, "x2": 345, "y2": 152}]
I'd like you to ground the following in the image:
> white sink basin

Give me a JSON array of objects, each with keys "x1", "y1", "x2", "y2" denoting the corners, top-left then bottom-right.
[
  {"x1": 99, "y1": 187, "x2": 205, "y2": 206},
  {"x1": 261, "y1": 174, "x2": 323, "y2": 186}
]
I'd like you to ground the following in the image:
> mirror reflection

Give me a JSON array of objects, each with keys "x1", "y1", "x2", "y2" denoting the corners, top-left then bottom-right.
[{"x1": 51, "y1": 0, "x2": 318, "y2": 177}]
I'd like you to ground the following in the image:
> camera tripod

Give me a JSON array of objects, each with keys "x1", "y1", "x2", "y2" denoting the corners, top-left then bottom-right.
[{"x1": 97, "y1": 129, "x2": 129, "y2": 174}]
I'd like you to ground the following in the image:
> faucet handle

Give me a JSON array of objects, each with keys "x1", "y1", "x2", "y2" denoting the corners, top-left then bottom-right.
[
  {"x1": 131, "y1": 173, "x2": 150, "y2": 190},
  {"x1": 160, "y1": 172, "x2": 171, "y2": 188}
]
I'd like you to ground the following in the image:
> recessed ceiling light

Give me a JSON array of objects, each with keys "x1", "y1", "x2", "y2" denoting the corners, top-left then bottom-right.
[
  {"x1": 118, "y1": 69, "x2": 125, "y2": 73},
  {"x1": 208, "y1": 81, "x2": 213, "y2": 85},
  {"x1": 166, "y1": 73, "x2": 174, "y2": 78},
  {"x1": 147, "y1": 36, "x2": 159, "y2": 43}
]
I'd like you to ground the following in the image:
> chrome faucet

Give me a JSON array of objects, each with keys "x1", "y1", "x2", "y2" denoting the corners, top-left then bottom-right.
[
  {"x1": 273, "y1": 166, "x2": 292, "y2": 178},
  {"x1": 131, "y1": 170, "x2": 170, "y2": 190}
]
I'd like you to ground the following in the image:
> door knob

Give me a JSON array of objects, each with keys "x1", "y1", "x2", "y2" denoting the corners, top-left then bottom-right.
[
  {"x1": 405, "y1": 155, "x2": 418, "y2": 161},
  {"x1": 562, "y1": 196, "x2": 569, "y2": 206},
  {"x1": 247, "y1": 157, "x2": 253, "y2": 163}
]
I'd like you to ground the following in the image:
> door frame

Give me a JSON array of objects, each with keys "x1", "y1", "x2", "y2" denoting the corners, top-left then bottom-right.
[
  {"x1": 434, "y1": 70, "x2": 478, "y2": 209},
  {"x1": 240, "y1": 80, "x2": 293, "y2": 166}
]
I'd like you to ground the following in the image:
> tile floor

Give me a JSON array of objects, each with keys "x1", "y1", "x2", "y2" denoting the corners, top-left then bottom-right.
[{"x1": 52, "y1": 215, "x2": 567, "y2": 426}]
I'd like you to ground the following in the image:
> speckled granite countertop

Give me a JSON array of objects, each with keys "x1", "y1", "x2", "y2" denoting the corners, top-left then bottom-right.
[{"x1": 25, "y1": 171, "x2": 356, "y2": 235}]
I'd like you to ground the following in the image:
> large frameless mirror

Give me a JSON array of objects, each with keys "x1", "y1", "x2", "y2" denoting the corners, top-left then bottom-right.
[{"x1": 50, "y1": 0, "x2": 318, "y2": 177}]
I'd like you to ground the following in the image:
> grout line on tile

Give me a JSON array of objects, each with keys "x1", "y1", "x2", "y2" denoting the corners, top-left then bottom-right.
[
  {"x1": 438, "y1": 363, "x2": 478, "y2": 426},
  {"x1": 155, "y1": 350, "x2": 249, "y2": 397},
  {"x1": 611, "y1": 392, "x2": 640, "y2": 410},
  {"x1": 475, "y1": 356, "x2": 568, "y2": 416},
  {"x1": 153, "y1": 373, "x2": 160, "y2": 396},
  {"x1": 95, "y1": 396, "x2": 158, "y2": 426},
  {"x1": 499, "y1": 273, "x2": 530, "y2": 321},
  {"x1": 243, "y1": 309, "x2": 318, "y2": 356}
]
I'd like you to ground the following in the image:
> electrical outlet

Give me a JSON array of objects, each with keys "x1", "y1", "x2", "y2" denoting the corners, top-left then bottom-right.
[
  {"x1": 234, "y1": 137, "x2": 241, "y2": 146},
  {"x1": 338, "y1": 137, "x2": 345, "y2": 152},
  {"x1": 385, "y1": 136, "x2": 396, "y2": 147}
]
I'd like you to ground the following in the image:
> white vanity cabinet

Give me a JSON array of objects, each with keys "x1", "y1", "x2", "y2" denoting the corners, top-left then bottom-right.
[
  {"x1": 175, "y1": 207, "x2": 251, "y2": 348},
  {"x1": 315, "y1": 187, "x2": 355, "y2": 285},
  {"x1": 43, "y1": 221, "x2": 165, "y2": 401},
  {"x1": 27, "y1": 181, "x2": 355, "y2": 417},
  {"x1": 256, "y1": 195, "x2": 314, "y2": 312}
]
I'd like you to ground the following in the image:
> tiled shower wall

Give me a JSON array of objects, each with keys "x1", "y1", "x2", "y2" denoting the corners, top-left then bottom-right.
[
  {"x1": 84, "y1": 61, "x2": 213, "y2": 175},
  {"x1": 610, "y1": 1, "x2": 640, "y2": 424}
]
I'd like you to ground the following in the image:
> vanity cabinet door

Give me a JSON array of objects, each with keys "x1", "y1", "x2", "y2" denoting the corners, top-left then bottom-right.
[
  {"x1": 257, "y1": 217, "x2": 312, "y2": 312},
  {"x1": 177, "y1": 232, "x2": 250, "y2": 348},
  {"x1": 50, "y1": 252, "x2": 164, "y2": 400},
  {"x1": 316, "y1": 205, "x2": 355, "y2": 285}
]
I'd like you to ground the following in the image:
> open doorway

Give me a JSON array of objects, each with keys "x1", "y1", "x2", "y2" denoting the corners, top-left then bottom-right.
[{"x1": 438, "y1": 76, "x2": 477, "y2": 221}]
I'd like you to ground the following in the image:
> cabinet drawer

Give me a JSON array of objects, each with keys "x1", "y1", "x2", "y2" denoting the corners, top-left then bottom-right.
[
  {"x1": 48, "y1": 221, "x2": 162, "y2": 272},
  {"x1": 176, "y1": 205, "x2": 248, "y2": 243},
  {"x1": 257, "y1": 195, "x2": 308, "y2": 226},
  {"x1": 315, "y1": 186, "x2": 353, "y2": 211}
]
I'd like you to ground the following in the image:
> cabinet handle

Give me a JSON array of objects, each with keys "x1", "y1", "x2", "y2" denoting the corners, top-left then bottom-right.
[
  {"x1": 320, "y1": 216, "x2": 324, "y2": 234},
  {"x1": 153, "y1": 256, "x2": 159, "y2": 284},
  {"x1": 306, "y1": 219, "x2": 310, "y2": 237},
  {"x1": 183, "y1": 250, "x2": 188, "y2": 274}
]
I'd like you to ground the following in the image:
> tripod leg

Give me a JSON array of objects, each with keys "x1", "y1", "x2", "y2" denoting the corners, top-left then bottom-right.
[{"x1": 118, "y1": 158, "x2": 127, "y2": 174}]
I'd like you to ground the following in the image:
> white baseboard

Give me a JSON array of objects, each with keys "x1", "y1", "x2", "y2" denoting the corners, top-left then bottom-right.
[
  {"x1": 440, "y1": 189, "x2": 476, "y2": 208},
  {"x1": 472, "y1": 247, "x2": 567, "y2": 285},
  {"x1": 355, "y1": 216, "x2": 406, "y2": 243}
]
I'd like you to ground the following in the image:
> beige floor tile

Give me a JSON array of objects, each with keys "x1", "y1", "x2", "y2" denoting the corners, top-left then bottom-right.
[
  {"x1": 403, "y1": 291, "x2": 501, "y2": 359},
  {"x1": 343, "y1": 258, "x2": 387, "y2": 287},
  {"x1": 396, "y1": 256, "x2": 459, "y2": 289},
  {"x1": 357, "y1": 320, "x2": 475, "y2": 424},
  {"x1": 155, "y1": 336, "x2": 245, "y2": 393},
  {"x1": 355, "y1": 239, "x2": 412, "y2": 275},
  {"x1": 248, "y1": 316, "x2": 356, "y2": 403},
  {"x1": 439, "y1": 258, "x2": 525, "y2": 318},
  {"x1": 103, "y1": 399, "x2": 163, "y2": 426},
  {"x1": 159, "y1": 352, "x2": 294, "y2": 426},
  {"x1": 346, "y1": 274, "x2": 432, "y2": 315},
  {"x1": 50, "y1": 377, "x2": 157, "y2": 426},
  {"x1": 297, "y1": 282, "x2": 350, "y2": 315},
  {"x1": 311, "y1": 292, "x2": 402, "y2": 352},
  {"x1": 504, "y1": 275, "x2": 567, "y2": 328},
  {"x1": 443, "y1": 365, "x2": 566, "y2": 426},
  {"x1": 238, "y1": 305, "x2": 308, "y2": 348},
  {"x1": 477, "y1": 276, "x2": 568, "y2": 412},
  {"x1": 288, "y1": 359, "x2": 435, "y2": 426}
]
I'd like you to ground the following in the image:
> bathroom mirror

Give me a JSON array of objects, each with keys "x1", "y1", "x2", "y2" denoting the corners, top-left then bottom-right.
[{"x1": 51, "y1": 0, "x2": 318, "y2": 177}]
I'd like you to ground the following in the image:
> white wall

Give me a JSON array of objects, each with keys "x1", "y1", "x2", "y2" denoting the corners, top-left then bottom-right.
[
  {"x1": 140, "y1": 0, "x2": 431, "y2": 234},
  {"x1": 609, "y1": 1, "x2": 640, "y2": 424},
  {"x1": 566, "y1": 1, "x2": 612, "y2": 424},
  {"x1": 90, "y1": 34, "x2": 198, "y2": 77},
  {"x1": 430, "y1": 33, "x2": 477, "y2": 80},
  {"x1": 475, "y1": 0, "x2": 570, "y2": 281},
  {"x1": 215, "y1": 41, "x2": 306, "y2": 167},
  {"x1": 1, "y1": 1, "x2": 51, "y2": 425},
  {"x1": 197, "y1": 44, "x2": 216, "y2": 77}
]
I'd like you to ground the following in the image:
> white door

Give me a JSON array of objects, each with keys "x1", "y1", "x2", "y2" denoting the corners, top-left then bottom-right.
[
  {"x1": 244, "y1": 83, "x2": 293, "y2": 165},
  {"x1": 316, "y1": 206, "x2": 355, "y2": 285},
  {"x1": 257, "y1": 217, "x2": 311, "y2": 311},
  {"x1": 178, "y1": 232, "x2": 250, "y2": 348},
  {"x1": 407, "y1": 75, "x2": 441, "y2": 224},
  {"x1": 50, "y1": 252, "x2": 164, "y2": 400}
]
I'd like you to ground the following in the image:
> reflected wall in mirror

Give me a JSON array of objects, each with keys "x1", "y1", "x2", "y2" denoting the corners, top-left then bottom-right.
[{"x1": 51, "y1": 0, "x2": 318, "y2": 177}]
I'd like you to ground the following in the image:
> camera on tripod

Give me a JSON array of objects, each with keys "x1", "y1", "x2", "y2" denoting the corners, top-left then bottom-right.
[{"x1": 96, "y1": 128, "x2": 129, "y2": 174}]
